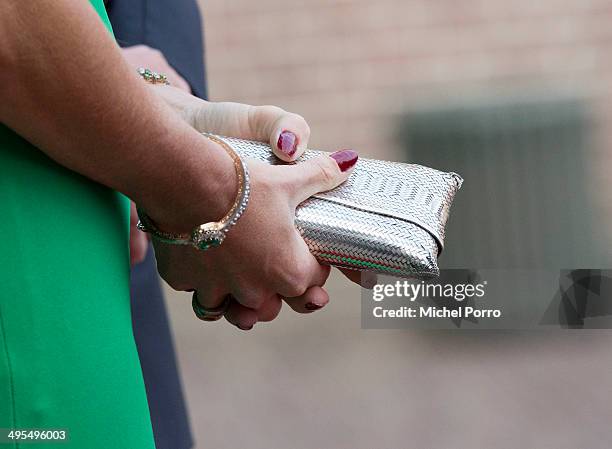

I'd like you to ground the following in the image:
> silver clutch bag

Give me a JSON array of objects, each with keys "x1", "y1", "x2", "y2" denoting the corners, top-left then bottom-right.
[{"x1": 215, "y1": 135, "x2": 463, "y2": 279}]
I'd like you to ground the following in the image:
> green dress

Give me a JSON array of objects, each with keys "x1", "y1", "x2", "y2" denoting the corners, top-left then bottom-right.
[{"x1": 0, "y1": 2, "x2": 156, "y2": 447}]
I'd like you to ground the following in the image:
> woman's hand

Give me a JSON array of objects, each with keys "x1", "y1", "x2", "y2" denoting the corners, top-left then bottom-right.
[
  {"x1": 153, "y1": 150, "x2": 357, "y2": 330},
  {"x1": 145, "y1": 87, "x2": 364, "y2": 329},
  {"x1": 152, "y1": 85, "x2": 377, "y2": 284}
]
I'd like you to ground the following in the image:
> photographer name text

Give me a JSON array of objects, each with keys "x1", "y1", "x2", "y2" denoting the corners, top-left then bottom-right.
[{"x1": 370, "y1": 280, "x2": 503, "y2": 320}]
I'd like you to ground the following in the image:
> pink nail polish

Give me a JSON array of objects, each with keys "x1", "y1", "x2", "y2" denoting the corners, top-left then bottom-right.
[
  {"x1": 330, "y1": 149, "x2": 358, "y2": 172},
  {"x1": 277, "y1": 130, "x2": 298, "y2": 156}
]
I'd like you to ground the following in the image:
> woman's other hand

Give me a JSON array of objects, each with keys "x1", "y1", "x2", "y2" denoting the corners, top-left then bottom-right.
[{"x1": 150, "y1": 85, "x2": 311, "y2": 162}]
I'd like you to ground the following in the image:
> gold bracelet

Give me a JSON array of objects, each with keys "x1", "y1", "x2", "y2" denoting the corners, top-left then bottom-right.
[
  {"x1": 136, "y1": 67, "x2": 170, "y2": 85},
  {"x1": 137, "y1": 134, "x2": 250, "y2": 250}
]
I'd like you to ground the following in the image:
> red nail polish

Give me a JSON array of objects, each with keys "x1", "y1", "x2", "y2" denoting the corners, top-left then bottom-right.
[
  {"x1": 330, "y1": 149, "x2": 358, "y2": 172},
  {"x1": 238, "y1": 324, "x2": 254, "y2": 331},
  {"x1": 305, "y1": 302, "x2": 323, "y2": 311},
  {"x1": 277, "y1": 130, "x2": 298, "y2": 156}
]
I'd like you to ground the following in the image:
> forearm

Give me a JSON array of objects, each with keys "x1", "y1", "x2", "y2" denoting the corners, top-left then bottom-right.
[{"x1": 0, "y1": 0, "x2": 233, "y2": 231}]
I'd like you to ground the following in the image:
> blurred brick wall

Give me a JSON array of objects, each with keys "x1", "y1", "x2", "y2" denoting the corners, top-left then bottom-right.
[
  {"x1": 172, "y1": 5, "x2": 612, "y2": 448},
  {"x1": 198, "y1": 0, "x2": 612, "y2": 234}
]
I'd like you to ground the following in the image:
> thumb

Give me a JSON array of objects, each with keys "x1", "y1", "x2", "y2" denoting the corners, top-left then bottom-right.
[
  {"x1": 248, "y1": 105, "x2": 311, "y2": 162},
  {"x1": 289, "y1": 149, "x2": 359, "y2": 203},
  {"x1": 192, "y1": 103, "x2": 311, "y2": 161}
]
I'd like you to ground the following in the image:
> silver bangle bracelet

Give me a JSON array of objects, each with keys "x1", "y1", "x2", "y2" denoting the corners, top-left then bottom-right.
[{"x1": 137, "y1": 133, "x2": 250, "y2": 250}]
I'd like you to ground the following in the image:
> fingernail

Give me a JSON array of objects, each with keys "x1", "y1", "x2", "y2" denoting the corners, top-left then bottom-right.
[
  {"x1": 305, "y1": 302, "x2": 323, "y2": 311},
  {"x1": 277, "y1": 130, "x2": 298, "y2": 157},
  {"x1": 330, "y1": 149, "x2": 358, "y2": 172},
  {"x1": 238, "y1": 324, "x2": 254, "y2": 331}
]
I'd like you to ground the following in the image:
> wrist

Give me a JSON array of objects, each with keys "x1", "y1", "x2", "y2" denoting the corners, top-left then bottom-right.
[
  {"x1": 139, "y1": 133, "x2": 240, "y2": 236},
  {"x1": 147, "y1": 83, "x2": 201, "y2": 127}
]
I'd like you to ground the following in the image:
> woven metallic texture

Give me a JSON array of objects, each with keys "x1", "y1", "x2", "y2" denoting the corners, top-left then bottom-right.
[{"x1": 214, "y1": 135, "x2": 463, "y2": 279}]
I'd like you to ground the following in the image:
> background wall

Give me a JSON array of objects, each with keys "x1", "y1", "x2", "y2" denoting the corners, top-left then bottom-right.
[
  {"x1": 164, "y1": 1, "x2": 612, "y2": 448},
  {"x1": 202, "y1": 0, "x2": 612, "y2": 243}
]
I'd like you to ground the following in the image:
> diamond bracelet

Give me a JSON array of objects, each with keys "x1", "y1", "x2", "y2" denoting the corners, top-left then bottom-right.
[{"x1": 137, "y1": 133, "x2": 250, "y2": 251}]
